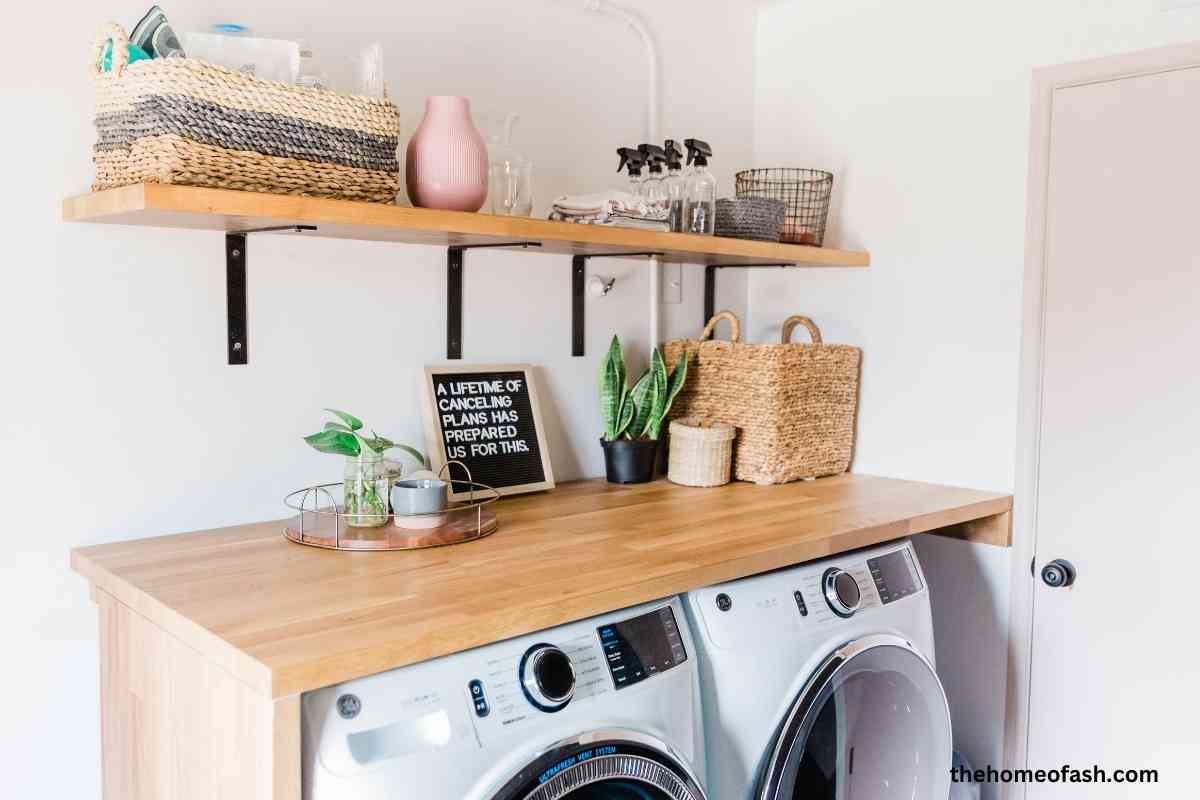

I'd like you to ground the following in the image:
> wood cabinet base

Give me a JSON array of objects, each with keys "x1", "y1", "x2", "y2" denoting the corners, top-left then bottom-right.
[{"x1": 94, "y1": 589, "x2": 299, "y2": 800}]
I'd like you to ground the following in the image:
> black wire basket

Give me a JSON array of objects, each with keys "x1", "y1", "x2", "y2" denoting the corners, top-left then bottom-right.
[{"x1": 735, "y1": 168, "x2": 833, "y2": 246}]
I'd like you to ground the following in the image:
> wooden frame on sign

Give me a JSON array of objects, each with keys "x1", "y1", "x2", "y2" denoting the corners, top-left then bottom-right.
[{"x1": 421, "y1": 364, "x2": 556, "y2": 500}]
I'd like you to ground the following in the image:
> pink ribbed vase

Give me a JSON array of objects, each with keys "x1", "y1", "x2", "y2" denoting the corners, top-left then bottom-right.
[{"x1": 405, "y1": 96, "x2": 489, "y2": 212}]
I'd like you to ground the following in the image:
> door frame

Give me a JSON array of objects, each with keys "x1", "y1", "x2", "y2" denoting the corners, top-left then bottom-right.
[{"x1": 1003, "y1": 40, "x2": 1200, "y2": 799}]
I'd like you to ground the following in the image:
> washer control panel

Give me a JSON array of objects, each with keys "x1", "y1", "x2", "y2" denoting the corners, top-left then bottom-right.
[{"x1": 597, "y1": 606, "x2": 688, "y2": 690}]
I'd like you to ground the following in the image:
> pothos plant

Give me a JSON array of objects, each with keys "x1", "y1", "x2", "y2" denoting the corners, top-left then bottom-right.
[
  {"x1": 303, "y1": 409, "x2": 427, "y2": 527},
  {"x1": 600, "y1": 336, "x2": 689, "y2": 442}
]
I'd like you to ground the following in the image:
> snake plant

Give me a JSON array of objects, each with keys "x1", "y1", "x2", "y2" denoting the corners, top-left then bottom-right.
[{"x1": 600, "y1": 336, "x2": 689, "y2": 441}]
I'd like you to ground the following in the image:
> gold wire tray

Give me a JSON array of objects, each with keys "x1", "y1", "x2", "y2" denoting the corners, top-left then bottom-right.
[{"x1": 283, "y1": 478, "x2": 500, "y2": 551}]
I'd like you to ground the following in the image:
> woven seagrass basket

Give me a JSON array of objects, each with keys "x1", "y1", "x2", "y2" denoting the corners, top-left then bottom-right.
[
  {"x1": 662, "y1": 311, "x2": 861, "y2": 485},
  {"x1": 90, "y1": 24, "x2": 401, "y2": 202}
]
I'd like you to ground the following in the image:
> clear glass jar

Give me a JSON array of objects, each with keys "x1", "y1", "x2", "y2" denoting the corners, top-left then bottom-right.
[{"x1": 343, "y1": 449, "x2": 390, "y2": 527}]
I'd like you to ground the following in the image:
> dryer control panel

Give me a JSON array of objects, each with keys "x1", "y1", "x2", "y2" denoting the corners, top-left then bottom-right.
[
  {"x1": 867, "y1": 547, "x2": 924, "y2": 604},
  {"x1": 689, "y1": 540, "x2": 928, "y2": 652}
]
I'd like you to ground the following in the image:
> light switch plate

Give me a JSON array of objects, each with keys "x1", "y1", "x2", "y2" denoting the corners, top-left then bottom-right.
[{"x1": 663, "y1": 262, "x2": 682, "y2": 304}]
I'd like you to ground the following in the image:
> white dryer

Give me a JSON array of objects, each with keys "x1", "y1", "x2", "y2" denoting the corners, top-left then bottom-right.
[
  {"x1": 684, "y1": 539, "x2": 952, "y2": 800},
  {"x1": 303, "y1": 597, "x2": 707, "y2": 800}
]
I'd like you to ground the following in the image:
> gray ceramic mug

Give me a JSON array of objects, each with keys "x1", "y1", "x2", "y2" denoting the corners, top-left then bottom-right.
[{"x1": 390, "y1": 478, "x2": 449, "y2": 516}]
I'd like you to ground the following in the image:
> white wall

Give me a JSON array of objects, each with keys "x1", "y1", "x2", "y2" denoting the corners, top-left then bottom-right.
[
  {"x1": 751, "y1": 0, "x2": 1200, "y2": 791},
  {"x1": 0, "y1": 1, "x2": 755, "y2": 794}
]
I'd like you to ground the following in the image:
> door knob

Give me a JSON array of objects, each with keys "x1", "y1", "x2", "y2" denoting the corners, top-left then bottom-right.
[{"x1": 1040, "y1": 559, "x2": 1076, "y2": 588}]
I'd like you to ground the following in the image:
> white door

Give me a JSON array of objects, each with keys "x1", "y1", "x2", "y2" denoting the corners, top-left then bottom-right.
[{"x1": 1020, "y1": 56, "x2": 1200, "y2": 798}]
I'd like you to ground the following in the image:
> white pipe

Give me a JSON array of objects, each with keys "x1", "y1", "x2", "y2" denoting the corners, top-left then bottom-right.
[
  {"x1": 582, "y1": 1, "x2": 663, "y2": 349},
  {"x1": 583, "y1": 0, "x2": 659, "y2": 142}
]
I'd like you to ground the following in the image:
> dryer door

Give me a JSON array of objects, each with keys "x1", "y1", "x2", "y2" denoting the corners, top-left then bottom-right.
[
  {"x1": 488, "y1": 729, "x2": 707, "y2": 800},
  {"x1": 758, "y1": 634, "x2": 951, "y2": 800}
]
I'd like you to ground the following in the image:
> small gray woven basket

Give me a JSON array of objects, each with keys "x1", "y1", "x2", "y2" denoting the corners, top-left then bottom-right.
[{"x1": 714, "y1": 197, "x2": 787, "y2": 242}]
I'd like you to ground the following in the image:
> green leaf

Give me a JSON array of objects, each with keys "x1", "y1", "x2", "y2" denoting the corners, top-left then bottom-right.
[
  {"x1": 392, "y1": 443, "x2": 429, "y2": 468},
  {"x1": 324, "y1": 421, "x2": 352, "y2": 432},
  {"x1": 615, "y1": 384, "x2": 635, "y2": 439},
  {"x1": 324, "y1": 408, "x2": 363, "y2": 431},
  {"x1": 355, "y1": 430, "x2": 428, "y2": 466},
  {"x1": 663, "y1": 351, "x2": 689, "y2": 417},
  {"x1": 600, "y1": 335, "x2": 627, "y2": 439},
  {"x1": 626, "y1": 368, "x2": 656, "y2": 440},
  {"x1": 361, "y1": 431, "x2": 394, "y2": 453},
  {"x1": 645, "y1": 348, "x2": 670, "y2": 439},
  {"x1": 303, "y1": 429, "x2": 361, "y2": 457}
]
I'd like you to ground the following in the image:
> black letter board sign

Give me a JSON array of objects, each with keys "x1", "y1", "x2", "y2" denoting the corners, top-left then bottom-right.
[{"x1": 421, "y1": 364, "x2": 555, "y2": 499}]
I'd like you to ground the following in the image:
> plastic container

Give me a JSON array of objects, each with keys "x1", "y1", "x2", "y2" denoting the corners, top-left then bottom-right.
[{"x1": 601, "y1": 438, "x2": 658, "y2": 484}]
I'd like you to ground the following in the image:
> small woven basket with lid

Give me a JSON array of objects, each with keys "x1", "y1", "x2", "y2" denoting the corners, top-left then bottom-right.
[{"x1": 668, "y1": 418, "x2": 737, "y2": 487}]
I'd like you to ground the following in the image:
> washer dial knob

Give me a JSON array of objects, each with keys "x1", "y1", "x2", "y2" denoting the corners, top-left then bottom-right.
[
  {"x1": 823, "y1": 567, "x2": 862, "y2": 617},
  {"x1": 520, "y1": 644, "x2": 575, "y2": 712}
]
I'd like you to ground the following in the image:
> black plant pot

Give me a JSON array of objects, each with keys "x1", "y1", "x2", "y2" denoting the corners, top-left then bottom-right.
[{"x1": 600, "y1": 438, "x2": 658, "y2": 484}]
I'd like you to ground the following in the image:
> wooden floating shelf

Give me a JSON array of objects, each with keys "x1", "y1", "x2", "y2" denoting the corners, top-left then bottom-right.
[{"x1": 62, "y1": 184, "x2": 871, "y2": 267}]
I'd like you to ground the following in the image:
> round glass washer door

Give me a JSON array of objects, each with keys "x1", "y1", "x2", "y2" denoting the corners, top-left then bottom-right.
[
  {"x1": 488, "y1": 729, "x2": 706, "y2": 800},
  {"x1": 758, "y1": 634, "x2": 952, "y2": 800}
]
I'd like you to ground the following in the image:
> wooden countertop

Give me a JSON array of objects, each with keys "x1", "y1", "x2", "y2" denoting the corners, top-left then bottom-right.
[{"x1": 71, "y1": 475, "x2": 1011, "y2": 699}]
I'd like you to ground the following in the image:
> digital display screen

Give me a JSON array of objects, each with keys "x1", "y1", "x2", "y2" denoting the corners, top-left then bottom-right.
[
  {"x1": 597, "y1": 607, "x2": 687, "y2": 690},
  {"x1": 868, "y1": 549, "x2": 923, "y2": 604}
]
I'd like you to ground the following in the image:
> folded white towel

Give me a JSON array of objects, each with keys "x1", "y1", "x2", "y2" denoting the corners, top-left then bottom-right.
[
  {"x1": 551, "y1": 190, "x2": 668, "y2": 227},
  {"x1": 551, "y1": 191, "x2": 612, "y2": 214}
]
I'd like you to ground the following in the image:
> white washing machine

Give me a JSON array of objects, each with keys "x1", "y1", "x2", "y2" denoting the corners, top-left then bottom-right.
[
  {"x1": 684, "y1": 539, "x2": 952, "y2": 800},
  {"x1": 303, "y1": 597, "x2": 707, "y2": 800}
]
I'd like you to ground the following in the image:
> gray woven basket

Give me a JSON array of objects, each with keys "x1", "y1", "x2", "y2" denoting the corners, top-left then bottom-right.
[
  {"x1": 714, "y1": 197, "x2": 786, "y2": 242},
  {"x1": 91, "y1": 23, "x2": 401, "y2": 202}
]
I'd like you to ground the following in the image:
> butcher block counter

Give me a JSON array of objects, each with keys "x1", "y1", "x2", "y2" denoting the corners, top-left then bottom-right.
[{"x1": 72, "y1": 474, "x2": 1011, "y2": 800}]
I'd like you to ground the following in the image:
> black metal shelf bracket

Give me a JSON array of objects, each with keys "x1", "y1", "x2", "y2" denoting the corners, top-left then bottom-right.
[
  {"x1": 225, "y1": 225, "x2": 316, "y2": 365},
  {"x1": 570, "y1": 252, "x2": 663, "y2": 357},
  {"x1": 704, "y1": 263, "x2": 798, "y2": 327},
  {"x1": 446, "y1": 242, "x2": 541, "y2": 359}
]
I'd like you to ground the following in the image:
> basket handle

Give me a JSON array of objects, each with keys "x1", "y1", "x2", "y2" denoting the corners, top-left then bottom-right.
[
  {"x1": 91, "y1": 23, "x2": 130, "y2": 79},
  {"x1": 701, "y1": 310, "x2": 742, "y2": 343},
  {"x1": 781, "y1": 315, "x2": 823, "y2": 344}
]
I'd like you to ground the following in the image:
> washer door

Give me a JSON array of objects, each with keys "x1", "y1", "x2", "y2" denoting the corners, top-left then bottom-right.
[
  {"x1": 758, "y1": 634, "x2": 951, "y2": 800},
  {"x1": 489, "y1": 729, "x2": 707, "y2": 800}
]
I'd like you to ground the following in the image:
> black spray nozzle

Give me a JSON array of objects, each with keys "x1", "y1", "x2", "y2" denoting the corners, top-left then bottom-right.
[
  {"x1": 684, "y1": 138, "x2": 713, "y2": 166},
  {"x1": 638, "y1": 143, "x2": 667, "y2": 173},
  {"x1": 617, "y1": 147, "x2": 645, "y2": 176},
  {"x1": 663, "y1": 139, "x2": 684, "y2": 169}
]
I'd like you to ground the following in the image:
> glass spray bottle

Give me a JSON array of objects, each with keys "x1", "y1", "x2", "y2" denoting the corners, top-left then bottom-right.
[
  {"x1": 683, "y1": 139, "x2": 716, "y2": 235},
  {"x1": 638, "y1": 143, "x2": 668, "y2": 217},
  {"x1": 663, "y1": 140, "x2": 686, "y2": 232},
  {"x1": 616, "y1": 147, "x2": 646, "y2": 196}
]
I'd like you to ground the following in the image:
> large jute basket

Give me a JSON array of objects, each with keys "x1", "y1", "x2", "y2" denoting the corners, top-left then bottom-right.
[
  {"x1": 662, "y1": 311, "x2": 861, "y2": 484},
  {"x1": 90, "y1": 24, "x2": 401, "y2": 202}
]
